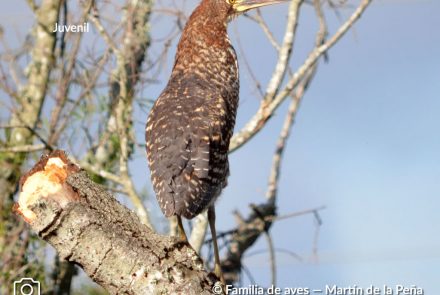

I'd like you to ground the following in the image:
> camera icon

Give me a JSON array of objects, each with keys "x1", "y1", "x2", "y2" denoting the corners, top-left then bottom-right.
[{"x1": 13, "y1": 278, "x2": 40, "y2": 295}]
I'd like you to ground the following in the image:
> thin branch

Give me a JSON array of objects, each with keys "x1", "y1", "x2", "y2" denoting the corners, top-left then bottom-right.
[
  {"x1": 114, "y1": 0, "x2": 153, "y2": 228},
  {"x1": 83, "y1": 0, "x2": 153, "y2": 228},
  {"x1": 50, "y1": 49, "x2": 111, "y2": 144},
  {"x1": 264, "y1": 228, "x2": 276, "y2": 286},
  {"x1": 0, "y1": 144, "x2": 45, "y2": 153},
  {"x1": 88, "y1": 7, "x2": 120, "y2": 54},
  {"x1": 311, "y1": 210, "x2": 322, "y2": 263},
  {"x1": 271, "y1": 205, "x2": 326, "y2": 222},
  {"x1": 206, "y1": 205, "x2": 326, "y2": 245},
  {"x1": 245, "y1": 10, "x2": 281, "y2": 51},
  {"x1": 0, "y1": 124, "x2": 29, "y2": 129},
  {"x1": 26, "y1": 0, "x2": 38, "y2": 12},
  {"x1": 74, "y1": 158, "x2": 124, "y2": 185},
  {"x1": 265, "y1": 94, "x2": 299, "y2": 202},
  {"x1": 233, "y1": 25, "x2": 265, "y2": 99},
  {"x1": 265, "y1": 0, "x2": 303, "y2": 100},
  {"x1": 48, "y1": 0, "x2": 93, "y2": 146},
  {"x1": 230, "y1": 0, "x2": 372, "y2": 152},
  {"x1": 245, "y1": 247, "x2": 302, "y2": 262}
]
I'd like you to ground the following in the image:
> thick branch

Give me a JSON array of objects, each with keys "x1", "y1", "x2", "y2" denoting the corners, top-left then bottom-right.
[{"x1": 15, "y1": 151, "x2": 219, "y2": 294}]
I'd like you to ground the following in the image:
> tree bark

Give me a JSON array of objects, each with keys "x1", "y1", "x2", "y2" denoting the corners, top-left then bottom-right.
[{"x1": 15, "y1": 151, "x2": 220, "y2": 294}]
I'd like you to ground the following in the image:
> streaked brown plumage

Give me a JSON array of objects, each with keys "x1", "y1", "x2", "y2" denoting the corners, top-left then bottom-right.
[
  {"x1": 145, "y1": 0, "x2": 286, "y2": 283},
  {"x1": 146, "y1": 1, "x2": 238, "y2": 220}
]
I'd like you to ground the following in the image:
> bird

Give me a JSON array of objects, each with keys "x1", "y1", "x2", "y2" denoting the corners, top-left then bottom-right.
[{"x1": 146, "y1": 0, "x2": 286, "y2": 283}]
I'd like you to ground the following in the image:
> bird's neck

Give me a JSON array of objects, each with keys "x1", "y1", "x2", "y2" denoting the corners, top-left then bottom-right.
[{"x1": 171, "y1": 2, "x2": 233, "y2": 76}]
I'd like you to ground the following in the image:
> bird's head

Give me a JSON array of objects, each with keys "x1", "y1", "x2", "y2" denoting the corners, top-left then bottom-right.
[
  {"x1": 193, "y1": 0, "x2": 287, "y2": 23},
  {"x1": 182, "y1": 0, "x2": 288, "y2": 42},
  {"x1": 226, "y1": 0, "x2": 288, "y2": 14}
]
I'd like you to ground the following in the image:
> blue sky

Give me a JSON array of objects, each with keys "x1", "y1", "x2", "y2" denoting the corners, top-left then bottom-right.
[{"x1": 1, "y1": 0, "x2": 439, "y2": 293}]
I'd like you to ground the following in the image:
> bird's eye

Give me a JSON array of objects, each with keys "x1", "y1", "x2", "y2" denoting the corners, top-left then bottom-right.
[{"x1": 228, "y1": 0, "x2": 236, "y2": 4}]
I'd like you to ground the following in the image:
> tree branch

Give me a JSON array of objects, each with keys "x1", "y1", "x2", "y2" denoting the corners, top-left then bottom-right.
[
  {"x1": 220, "y1": 0, "x2": 332, "y2": 282},
  {"x1": 85, "y1": 0, "x2": 153, "y2": 228},
  {"x1": 0, "y1": 0, "x2": 61, "y2": 291},
  {"x1": 229, "y1": 0, "x2": 372, "y2": 152},
  {"x1": 265, "y1": 0, "x2": 303, "y2": 100},
  {"x1": 0, "y1": 144, "x2": 45, "y2": 153},
  {"x1": 15, "y1": 151, "x2": 220, "y2": 294}
]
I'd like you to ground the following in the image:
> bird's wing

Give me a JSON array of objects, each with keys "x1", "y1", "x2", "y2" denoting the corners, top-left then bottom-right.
[{"x1": 146, "y1": 91, "x2": 233, "y2": 219}]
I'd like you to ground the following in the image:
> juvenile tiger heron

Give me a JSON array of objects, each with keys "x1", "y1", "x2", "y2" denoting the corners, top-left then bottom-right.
[{"x1": 146, "y1": 0, "x2": 286, "y2": 283}]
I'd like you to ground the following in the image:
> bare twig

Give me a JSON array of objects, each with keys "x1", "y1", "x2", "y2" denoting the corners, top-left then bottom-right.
[
  {"x1": 0, "y1": 144, "x2": 45, "y2": 153},
  {"x1": 81, "y1": 0, "x2": 154, "y2": 228},
  {"x1": 245, "y1": 10, "x2": 281, "y2": 51},
  {"x1": 50, "y1": 49, "x2": 111, "y2": 144},
  {"x1": 48, "y1": 0, "x2": 93, "y2": 146},
  {"x1": 265, "y1": 0, "x2": 304, "y2": 100},
  {"x1": 271, "y1": 205, "x2": 326, "y2": 222},
  {"x1": 206, "y1": 206, "x2": 326, "y2": 245},
  {"x1": 74, "y1": 159, "x2": 124, "y2": 185},
  {"x1": 88, "y1": 8, "x2": 119, "y2": 54},
  {"x1": 264, "y1": 231, "x2": 276, "y2": 286},
  {"x1": 230, "y1": 0, "x2": 372, "y2": 152},
  {"x1": 311, "y1": 210, "x2": 322, "y2": 263}
]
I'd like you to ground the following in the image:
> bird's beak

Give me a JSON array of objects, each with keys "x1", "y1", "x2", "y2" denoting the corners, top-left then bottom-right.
[{"x1": 233, "y1": 0, "x2": 288, "y2": 12}]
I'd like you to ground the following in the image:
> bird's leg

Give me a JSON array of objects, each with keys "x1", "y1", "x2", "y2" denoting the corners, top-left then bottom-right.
[
  {"x1": 176, "y1": 215, "x2": 188, "y2": 242},
  {"x1": 208, "y1": 206, "x2": 225, "y2": 285}
]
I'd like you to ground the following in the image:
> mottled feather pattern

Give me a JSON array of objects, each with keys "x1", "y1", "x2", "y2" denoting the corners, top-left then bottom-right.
[{"x1": 146, "y1": 0, "x2": 239, "y2": 219}]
